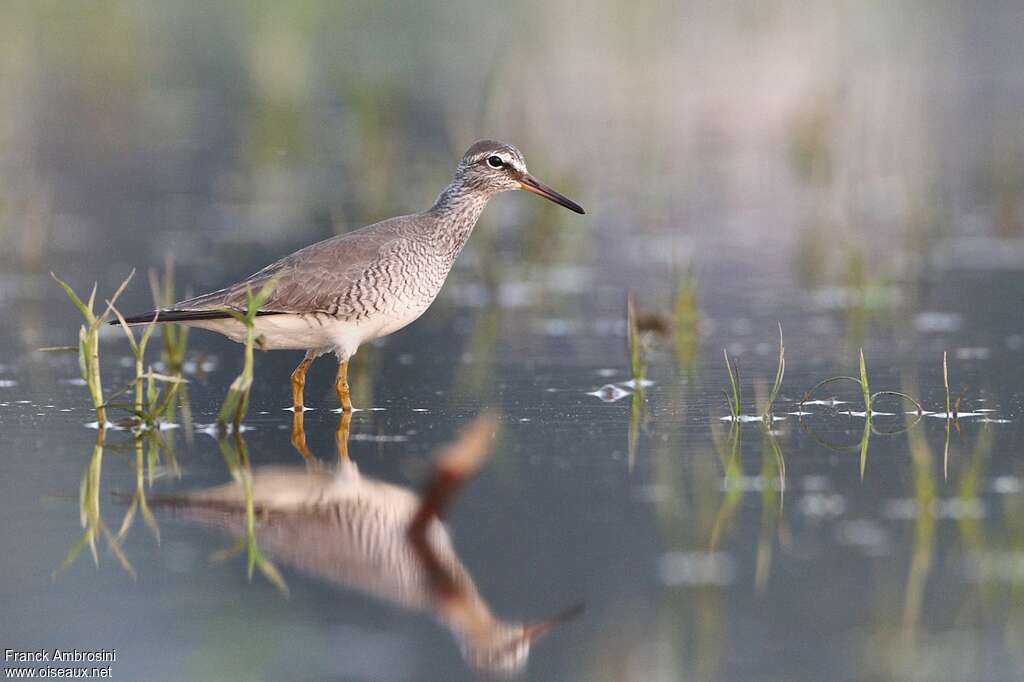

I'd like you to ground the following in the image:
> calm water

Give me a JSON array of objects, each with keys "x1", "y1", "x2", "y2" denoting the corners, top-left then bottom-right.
[
  {"x1": 3, "y1": 3, "x2": 1024, "y2": 681},
  {"x1": 3, "y1": 247, "x2": 1023, "y2": 681}
]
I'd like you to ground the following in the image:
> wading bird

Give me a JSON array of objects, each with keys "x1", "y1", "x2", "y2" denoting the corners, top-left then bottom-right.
[{"x1": 118, "y1": 140, "x2": 584, "y2": 410}]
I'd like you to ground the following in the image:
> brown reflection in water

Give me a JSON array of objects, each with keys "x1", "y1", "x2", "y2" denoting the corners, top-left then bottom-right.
[
  {"x1": 154, "y1": 415, "x2": 580, "y2": 675},
  {"x1": 289, "y1": 407, "x2": 350, "y2": 463}
]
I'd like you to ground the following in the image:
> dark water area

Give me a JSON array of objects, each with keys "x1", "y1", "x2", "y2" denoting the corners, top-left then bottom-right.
[{"x1": 3, "y1": 2, "x2": 1024, "y2": 681}]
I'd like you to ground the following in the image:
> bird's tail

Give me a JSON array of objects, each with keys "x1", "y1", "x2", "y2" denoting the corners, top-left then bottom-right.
[{"x1": 110, "y1": 309, "x2": 281, "y2": 325}]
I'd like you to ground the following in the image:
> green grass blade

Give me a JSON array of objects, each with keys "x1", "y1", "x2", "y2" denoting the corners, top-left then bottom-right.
[
  {"x1": 943, "y1": 351, "x2": 951, "y2": 417},
  {"x1": 723, "y1": 349, "x2": 741, "y2": 417},
  {"x1": 108, "y1": 304, "x2": 140, "y2": 355},
  {"x1": 627, "y1": 293, "x2": 644, "y2": 383},
  {"x1": 51, "y1": 273, "x2": 95, "y2": 323},
  {"x1": 859, "y1": 349, "x2": 870, "y2": 411},
  {"x1": 761, "y1": 323, "x2": 785, "y2": 419},
  {"x1": 96, "y1": 269, "x2": 136, "y2": 324},
  {"x1": 859, "y1": 418, "x2": 871, "y2": 480}
]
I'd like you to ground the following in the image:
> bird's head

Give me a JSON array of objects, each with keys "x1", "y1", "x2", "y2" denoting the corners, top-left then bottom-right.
[
  {"x1": 459, "y1": 602, "x2": 585, "y2": 676},
  {"x1": 455, "y1": 139, "x2": 585, "y2": 214}
]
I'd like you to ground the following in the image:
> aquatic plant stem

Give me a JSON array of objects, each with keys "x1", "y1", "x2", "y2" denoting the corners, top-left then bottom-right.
[
  {"x1": 723, "y1": 349, "x2": 741, "y2": 418},
  {"x1": 627, "y1": 292, "x2": 645, "y2": 389},
  {"x1": 216, "y1": 279, "x2": 278, "y2": 430},
  {"x1": 761, "y1": 324, "x2": 785, "y2": 422},
  {"x1": 51, "y1": 271, "x2": 134, "y2": 423}
]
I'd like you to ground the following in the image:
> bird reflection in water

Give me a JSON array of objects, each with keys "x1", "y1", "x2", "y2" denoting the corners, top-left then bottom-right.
[{"x1": 154, "y1": 413, "x2": 582, "y2": 675}]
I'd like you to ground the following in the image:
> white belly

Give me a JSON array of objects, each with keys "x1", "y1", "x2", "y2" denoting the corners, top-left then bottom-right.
[{"x1": 184, "y1": 303, "x2": 431, "y2": 358}]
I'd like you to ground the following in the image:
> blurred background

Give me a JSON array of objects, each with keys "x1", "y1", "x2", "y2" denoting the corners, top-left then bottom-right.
[
  {"x1": 2, "y1": 2, "x2": 1024, "y2": 681},
  {"x1": 3, "y1": 1, "x2": 1022, "y2": 308}
]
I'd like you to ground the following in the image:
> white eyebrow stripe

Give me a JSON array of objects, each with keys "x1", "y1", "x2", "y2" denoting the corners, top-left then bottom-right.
[{"x1": 467, "y1": 149, "x2": 526, "y2": 173}]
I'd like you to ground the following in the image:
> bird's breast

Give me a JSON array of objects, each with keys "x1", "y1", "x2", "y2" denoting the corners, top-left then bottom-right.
[{"x1": 341, "y1": 240, "x2": 456, "y2": 335}]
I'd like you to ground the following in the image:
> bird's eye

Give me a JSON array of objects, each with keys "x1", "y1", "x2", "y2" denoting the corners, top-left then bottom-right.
[{"x1": 486, "y1": 155, "x2": 504, "y2": 168}]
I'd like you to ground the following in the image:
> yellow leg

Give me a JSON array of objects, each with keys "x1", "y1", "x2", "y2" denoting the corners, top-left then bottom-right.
[
  {"x1": 335, "y1": 359, "x2": 352, "y2": 412},
  {"x1": 335, "y1": 410, "x2": 351, "y2": 462},
  {"x1": 291, "y1": 353, "x2": 315, "y2": 410},
  {"x1": 290, "y1": 408, "x2": 314, "y2": 461}
]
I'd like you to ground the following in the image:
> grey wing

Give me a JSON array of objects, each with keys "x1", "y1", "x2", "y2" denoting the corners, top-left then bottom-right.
[{"x1": 171, "y1": 217, "x2": 413, "y2": 317}]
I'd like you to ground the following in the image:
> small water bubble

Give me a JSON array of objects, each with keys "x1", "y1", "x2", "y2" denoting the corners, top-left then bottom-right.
[
  {"x1": 587, "y1": 384, "x2": 631, "y2": 402},
  {"x1": 0, "y1": 379, "x2": 17, "y2": 388}
]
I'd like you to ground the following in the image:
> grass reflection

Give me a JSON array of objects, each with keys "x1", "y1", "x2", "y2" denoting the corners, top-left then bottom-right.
[
  {"x1": 208, "y1": 432, "x2": 289, "y2": 596},
  {"x1": 55, "y1": 427, "x2": 134, "y2": 579},
  {"x1": 861, "y1": 365, "x2": 1022, "y2": 680},
  {"x1": 756, "y1": 427, "x2": 787, "y2": 592},
  {"x1": 56, "y1": 385, "x2": 186, "y2": 579}
]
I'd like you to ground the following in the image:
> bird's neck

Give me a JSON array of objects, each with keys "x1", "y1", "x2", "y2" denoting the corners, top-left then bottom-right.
[{"x1": 427, "y1": 179, "x2": 491, "y2": 257}]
